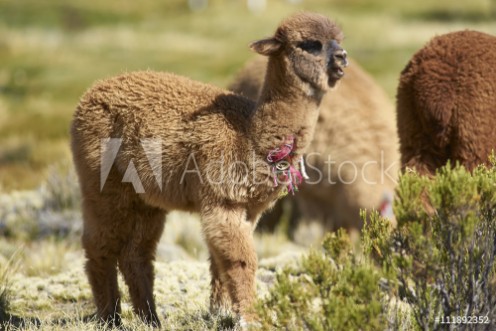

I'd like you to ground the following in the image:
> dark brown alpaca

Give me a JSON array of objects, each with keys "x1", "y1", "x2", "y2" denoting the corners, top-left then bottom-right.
[
  {"x1": 397, "y1": 30, "x2": 496, "y2": 175},
  {"x1": 71, "y1": 13, "x2": 347, "y2": 327}
]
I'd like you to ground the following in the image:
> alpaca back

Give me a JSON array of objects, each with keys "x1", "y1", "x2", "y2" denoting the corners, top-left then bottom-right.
[
  {"x1": 397, "y1": 30, "x2": 496, "y2": 173},
  {"x1": 72, "y1": 71, "x2": 257, "y2": 211}
]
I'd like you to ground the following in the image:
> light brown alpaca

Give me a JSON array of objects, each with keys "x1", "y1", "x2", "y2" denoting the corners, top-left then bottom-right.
[
  {"x1": 230, "y1": 56, "x2": 399, "y2": 237},
  {"x1": 71, "y1": 13, "x2": 347, "y2": 327}
]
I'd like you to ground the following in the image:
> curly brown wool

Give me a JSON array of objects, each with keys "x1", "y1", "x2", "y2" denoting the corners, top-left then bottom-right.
[
  {"x1": 70, "y1": 12, "x2": 347, "y2": 327},
  {"x1": 397, "y1": 30, "x2": 496, "y2": 175}
]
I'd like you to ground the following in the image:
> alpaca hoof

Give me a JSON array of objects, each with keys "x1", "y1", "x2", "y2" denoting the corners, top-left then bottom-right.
[
  {"x1": 141, "y1": 312, "x2": 161, "y2": 328},
  {"x1": 95, "y1": 313, "x2": 122, "y2": 329}
]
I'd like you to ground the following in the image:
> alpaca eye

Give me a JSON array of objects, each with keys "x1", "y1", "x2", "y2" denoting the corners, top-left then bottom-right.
[{"x1": 297, "y1": 40, "x2": 323, "y2": 55}]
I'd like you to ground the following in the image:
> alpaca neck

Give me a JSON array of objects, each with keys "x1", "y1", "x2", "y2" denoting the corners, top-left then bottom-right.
[{"x1": 251, "y1": 56, "x2": 323, "y2": 157}]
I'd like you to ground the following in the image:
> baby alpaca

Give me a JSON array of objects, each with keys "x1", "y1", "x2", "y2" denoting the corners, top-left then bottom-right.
[
  {"x1": 71, "y1": 12, "x2": 347, "y2": 326},
  {"x1": 397, "y1": 30, "x2": 496, "y2": 175}
]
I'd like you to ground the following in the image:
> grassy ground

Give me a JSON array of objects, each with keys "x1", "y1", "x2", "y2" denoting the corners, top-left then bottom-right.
[
  {"x1": 0, "y1": 169, "x2": 305, "y2": 329},
  {"x1": 0, "y1": 0, "x2": 495, "y2": 190},
  {"x1": 0, "y1": 210, "x2": 304, "y2": 330}
]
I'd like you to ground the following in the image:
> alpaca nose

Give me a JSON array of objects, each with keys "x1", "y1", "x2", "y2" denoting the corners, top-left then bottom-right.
[
  {"x1": 333, "y1": 49, "x2": 348, "y2": 68},
  {"x1": 328, "y1": 40, "x2": 348, "y2": 68}
]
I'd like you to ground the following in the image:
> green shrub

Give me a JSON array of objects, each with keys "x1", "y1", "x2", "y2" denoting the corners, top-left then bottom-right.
[
  {"x1": 255, "y1": 229, "x2": 387, "y2": 331},
  {"x1": 367, "y1": 161, "x2": 496, "y2": 330},
  {"x1": 257, "y1": 161, "x2": 496, "y2": 331}
]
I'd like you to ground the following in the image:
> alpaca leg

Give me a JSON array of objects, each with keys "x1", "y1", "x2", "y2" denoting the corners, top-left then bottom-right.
[
  {"x1": 84, "y1": 256, "x2": 121, "y2": 326},
  {"x1": 208, "y1": 245, "x2": 231, "y2": 314},
  {"x1": 201, "y1": 205, "x2": 257, "y2": 318},
  {"x1": 82, "y1": 198, "x2": 127, "y2": 326},
  {"x1": 118, "y1": 205, "x2": 165, "y2": 327}
]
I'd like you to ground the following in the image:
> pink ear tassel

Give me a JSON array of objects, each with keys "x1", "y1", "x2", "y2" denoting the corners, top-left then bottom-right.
[
  {"x1": 267, "y1": 138, "x2": 294, "y2": 163},
  {"x1": 290, "y1": 165, "x2": 303, "y2": 185},
  {"x1": 272, "y1": 166, "x2": 278, "y2": 187}
]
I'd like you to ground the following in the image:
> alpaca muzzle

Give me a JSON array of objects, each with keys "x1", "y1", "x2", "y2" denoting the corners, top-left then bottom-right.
[
  {"x1": 333, "y1": 49, "x2": 348, "y2": 69},
  {"x1": 327, "y1": 40, "x2": 348, "y2": 84}
]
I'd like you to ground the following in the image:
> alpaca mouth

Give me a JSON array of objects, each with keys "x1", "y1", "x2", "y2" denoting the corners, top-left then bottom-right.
[
  {"x1": 331, "y1": 66, "x2": 345, "y2": 78},
  {"x1": 327, "y1": 48, "x2": 348, "y2": 86},
  {"x1": 327, "y1": 40, "x2": 348, "y2": 87},
  {"x1": 327, "y1": 49, "x2": 348, "y2": 85},
  {"x1": 327, "y1": 64, "x2": 346, "y2": 85}
]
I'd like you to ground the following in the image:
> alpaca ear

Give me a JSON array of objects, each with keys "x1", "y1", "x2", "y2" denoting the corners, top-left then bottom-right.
[{"x1": 250, "y1": 38, "x2": 282, "y2": 56}]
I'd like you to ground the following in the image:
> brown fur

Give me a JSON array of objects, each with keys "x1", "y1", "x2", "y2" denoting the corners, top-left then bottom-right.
[
  {"x1": 229, "y1": 56, "x2": 399, "y2": 235},
  {"x1": 397, "y1": 30, "x2": 496, "y2": 175},
  {"x1": 70, "y1": 13, "x2": 346, "y2": 326}
]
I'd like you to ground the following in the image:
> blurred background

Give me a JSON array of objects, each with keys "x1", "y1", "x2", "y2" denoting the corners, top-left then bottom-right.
[{"x1": 0, "y1": 0, "x2": 495, "y2": 191}]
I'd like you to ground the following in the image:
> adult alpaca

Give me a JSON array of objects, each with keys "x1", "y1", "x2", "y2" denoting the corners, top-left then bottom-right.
[
  {"x1": 229, "y1": 56, "x2": 398, "y2": 236},
  {"x1": 71, "y1": 12, "x2": 347, "y2": 326},
  {"x1": 397, "y1": 30, "x2": 496, "y2": 175}
]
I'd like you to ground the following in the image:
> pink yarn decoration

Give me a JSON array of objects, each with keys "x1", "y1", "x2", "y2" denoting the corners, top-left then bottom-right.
[
  {"x1": 267, "y1": 136, "x2": 304, "y2": 195},
  {"x1": 267, "y1": 139, "x2": 294, "y2": 163}
]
